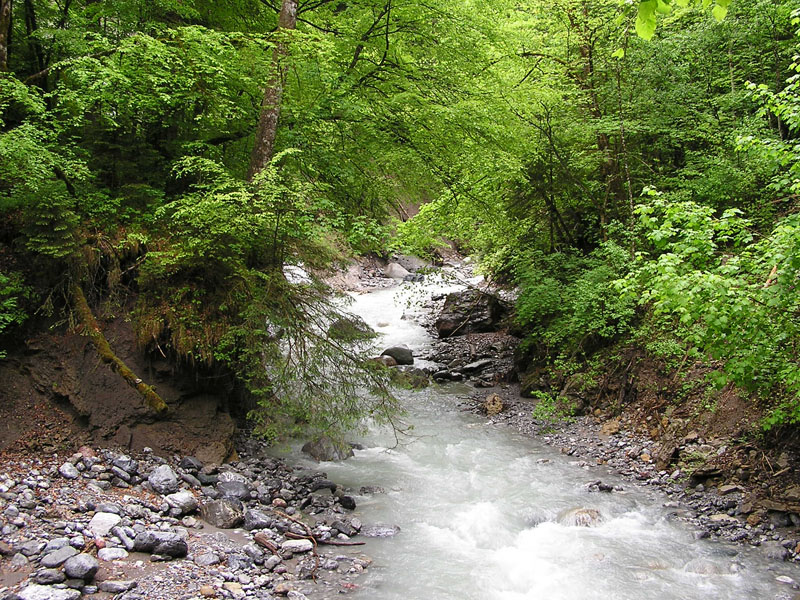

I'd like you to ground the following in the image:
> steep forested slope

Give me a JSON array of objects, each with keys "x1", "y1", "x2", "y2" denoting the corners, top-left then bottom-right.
[{"x1": 1, "y1": 0, "x2": 799, "y2": 448}]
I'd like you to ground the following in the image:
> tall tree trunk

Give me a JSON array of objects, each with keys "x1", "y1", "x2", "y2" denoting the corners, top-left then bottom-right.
[
  {"x1": 247, "y1": 0, "x2": 297, "y2": 181},
  {"x1": 0, "y1": 0, "x2": 11, "y2": 72}
]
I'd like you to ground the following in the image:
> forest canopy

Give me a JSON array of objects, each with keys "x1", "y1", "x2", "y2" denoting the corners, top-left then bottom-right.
[{"x1": 1, "y1": 0, "x2": 800, "y2": 433}]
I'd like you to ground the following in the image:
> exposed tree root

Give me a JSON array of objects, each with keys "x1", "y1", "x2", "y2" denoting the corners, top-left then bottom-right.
[{"x1": 70, "y1": 283, "x2": 168, "y2": 415}]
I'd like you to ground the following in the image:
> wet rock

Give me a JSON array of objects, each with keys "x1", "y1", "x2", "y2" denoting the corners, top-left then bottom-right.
[
  {"x1": 361, "y1": 525, "x2": 401, "y2": 537},
  {"x1": 302, "y1": 436, "x2": 354, "y2": 462},
  {"x1": 63, "y1": 552, "x2": 99, "y2": 580},
  {"x1": 339, "y1": 495, "x2": 357, "y2": 510},
  {"x1": 373, "y1": 355, "x2": 398, "y2": 367},
  {"x1": 683, "y1": 558, "x2": 723, "y2": 575},
  {"x1": 200, "y1": 498, "x2": 245, "y2": 529},
  {"x1": 557, "y1": 508, "x2": 603, "y2": 527},
  {"x1": 310, "y1": 479, "x2": 337, "y2": 493},
  {"x1": 88, "y1": 512, "x2": 122, "y2": 537},
  {"x1": 763, "y1": 541, "x2": 790, "y2": 562},
  {"x1": 148, "y1": 465, "x2": 180, "y2": 495},
  {"x1": 381, "y1": 346, "x2": 414, "y2": 366},
  {"x1": 133, "y1": 531, "x2": 188, "y2": 557}
]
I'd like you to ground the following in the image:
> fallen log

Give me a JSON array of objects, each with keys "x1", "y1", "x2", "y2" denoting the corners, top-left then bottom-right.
[{"x1": 70, "y1": 283, "x2": 168, "y2": 414}]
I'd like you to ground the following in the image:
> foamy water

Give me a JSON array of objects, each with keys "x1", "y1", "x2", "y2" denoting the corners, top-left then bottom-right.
[{"x1": 281, "y1": 274, "x2": 800, "y2": 600}]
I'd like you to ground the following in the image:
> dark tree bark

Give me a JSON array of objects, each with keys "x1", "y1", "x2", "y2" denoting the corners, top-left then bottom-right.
[
  {"x1": 247, "y1": 0, "x2": 297, "y2": 181},
  {"x1": 0, "y1": 0, "x2": 11, "y2": 72}
]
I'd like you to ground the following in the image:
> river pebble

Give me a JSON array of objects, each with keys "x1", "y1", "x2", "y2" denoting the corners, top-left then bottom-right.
[{"x1": 0, "y1": 439, "x2": 374, "y2": 599}]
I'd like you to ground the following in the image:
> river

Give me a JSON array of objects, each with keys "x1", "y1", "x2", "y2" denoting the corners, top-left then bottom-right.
[{"x1": 281, "y1": 272, "x2": 800, "y2": 600}]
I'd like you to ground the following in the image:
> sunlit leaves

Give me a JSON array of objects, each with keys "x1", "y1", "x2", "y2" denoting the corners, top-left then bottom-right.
[{"x1": 635, "y1": 0, "x2": 732, "y2": 40}]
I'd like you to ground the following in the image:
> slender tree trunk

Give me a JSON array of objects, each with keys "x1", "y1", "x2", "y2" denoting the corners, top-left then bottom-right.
[
  {"x1": 70, "y1": 283, "x2": 168, "y2": 415},
  {"x1": 248, "y1": 0, "x2": 297, "y2": 181},
  {"x1": 0, "y1": 0, "x2": 11, "y2": 72}
]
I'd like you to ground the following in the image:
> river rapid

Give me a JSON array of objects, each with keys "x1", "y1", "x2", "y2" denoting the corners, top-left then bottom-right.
[{"x1": 283, "y1": 272, "x2": 800, "y2": 600}]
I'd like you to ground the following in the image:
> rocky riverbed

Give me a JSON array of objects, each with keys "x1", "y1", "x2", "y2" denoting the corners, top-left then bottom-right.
[
  {"x1": 4, "y1": 253, "x2": 800, "y2": 598},
  {"x1": 0, "y1": 438, "x2": 375, "y2": 600}
]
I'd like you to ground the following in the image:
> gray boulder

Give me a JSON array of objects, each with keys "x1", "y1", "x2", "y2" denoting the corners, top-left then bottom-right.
[
  {"x1": 63, "y1": 553, "x2": 99, "y2": 580},
  {"x1": 199, "y1": 499, "x2": 245, "y2": 529},
  {"x1": 243, "y1": 509, "x2": 273, "y2": 531},
  {"x1": 384, "y1": 262, "x2": 411, "y2": 279},
  {"x1": 179, "y1": 456, "x2": 204, "y2": 472},
  {"x1": 87, "y1": 512, "x2": 122, "y2": 538},
  {"x1": 18, "y1": 585, "x2": 81, "y2": 600},
  {"x1": 165, "y1": 490, "x2": 198, "y2": 515},
  {"x1": 34, "y1": 569, "x2": 66, "y2": 584},
  {"x1": 133, "y1": 531, "x2": 188, "y2": 558},
  {"x1": 111, "y1": 454, "x2": 139, "y2": 475},
  {"x1": 148, "y1": 465, "x2": 180, "y2": 495},
  {"x1": 392, "y1": 254, "x2": 428, "y2": 272},
  {"x1": 301, "y1": 436, "x2": 354, "y2": 462},
  {"x1": 97, "y1": 547, "x2": 129, "y2": 561},
  {"x1": 217, "y1": 480, "x2": 251, "y2": 501},
  {"x1": 40, "y1": 545, "x2": 78, "y2": 568},
  {"x1": 59, "y1": 462, "x2": 79, "y2": 480},
  {"x1": 281, "y1": 539, "x2": 313, "y2": 553},
  {"x1": 381, "y1": 346, "x2": 414, "y2": 365},
  {"x1": 98, "y1": 581, "x2": 138, "y2": 594},
  {"x1": 434, "y1": 289, "x2": 509, "y2": 338}
]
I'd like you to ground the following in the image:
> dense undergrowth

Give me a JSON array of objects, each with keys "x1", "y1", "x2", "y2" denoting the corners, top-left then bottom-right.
[
  {"x1": 394, "y1": 2, "x2": 800, "y2": 432},
  {"x1": 2, "y1": 0, "x2": 800, "y2": 440}
]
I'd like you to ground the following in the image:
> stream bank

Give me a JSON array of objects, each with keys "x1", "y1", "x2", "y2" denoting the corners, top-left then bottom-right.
[
  {"x1": 3, "y1": 254, "x2": 800, "y2": 599},
  {"x1": 397, "y1": 257, "x2": 800, "y2": 571}
]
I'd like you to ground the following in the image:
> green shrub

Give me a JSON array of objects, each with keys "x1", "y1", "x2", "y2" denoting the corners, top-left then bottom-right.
[{"x1": 515, "y1": 240, "x2": 636, "y2": 359}]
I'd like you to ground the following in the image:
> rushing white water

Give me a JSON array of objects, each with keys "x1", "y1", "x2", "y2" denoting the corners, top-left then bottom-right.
[{"x1": 283, "y1": 274, "x2": 800, "y2": 600}]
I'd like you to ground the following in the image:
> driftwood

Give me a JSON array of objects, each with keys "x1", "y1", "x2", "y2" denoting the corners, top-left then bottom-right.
[
  {"x1": 70, "y1": 283, "x2": 168, "y2": 414},
  {"x1": 317, "y1": 538, "x2": 365, "y2": 547},
  {"x1": 274, "y1": 510, "x2": 320, "y2": 581},
  {"x1": 253, "y1": 532, "x2": 279, "y2": 554}
]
